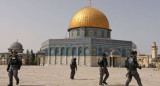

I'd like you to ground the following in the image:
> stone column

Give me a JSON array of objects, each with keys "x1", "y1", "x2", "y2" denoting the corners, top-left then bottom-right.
[
  {"x1": 48, "y1": 45, "x2": 51, "y2": 65},
  {"x1": 119, "y1": 57, "x2": 121, "y2": 67},
  {"x1": 108, "y1": 57, "x2": 110, "y2": 67},
  {"x1": 47, "y1": 56, "x2": 50, "y2": 65},
  {"x1": 112, "y1": 57, "x2": 114, "y2": 67},
  {"x1": 60, "y1": 48, "x2": 62, "y2": 65},
  {"x1": 43, "y1": 56, "x2": 45, "y2": 66},
  {"x1": 76, "y1": 46, "x2": 79, "y2": 65},
  {"x1": 117, "y1": 57, "x2": 120, "y2": 67}
]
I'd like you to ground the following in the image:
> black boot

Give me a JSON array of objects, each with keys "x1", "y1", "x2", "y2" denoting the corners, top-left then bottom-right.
[
  {"x1": 70, "y1": 76, "x2": 74, "y2": 79},
  {"x1": 8, "y1": 84, "x2": 13, "y2": 86},
  {"x1": 16, "y1": 79, "x2": 19, "y2": 85},
  {"x1": 103, "y1": 82, "x2": 108, "y2": 85},
  {"x1": 99, "y1": 83, "x2": 103, "y2": 86}
]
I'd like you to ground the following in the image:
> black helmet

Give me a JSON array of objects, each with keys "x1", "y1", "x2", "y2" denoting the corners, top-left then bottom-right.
[
  {"x1": 131, "y1": 51, "x2": 137, "y2": 55},
  {"x1": 11, "y1": 50, "x2": 17, "y2": 54},
  {"x1": 73, "y1": 57, "x2": 76, "y2": 61}
]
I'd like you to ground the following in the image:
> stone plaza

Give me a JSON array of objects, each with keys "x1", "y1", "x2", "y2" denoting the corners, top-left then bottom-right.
[
  {"x1": 0, "y1": 1, "x2": 160, "y2": 86},
  {"x1": 0, "y1": 66, "x2": 159, "y2": 86}
]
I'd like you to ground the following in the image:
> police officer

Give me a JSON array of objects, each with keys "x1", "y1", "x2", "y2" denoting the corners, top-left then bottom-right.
[
  {"x1": 98, "y1": 53, "x2": 109, "y2": 86},
  {"x1": 70, "y1": 57, "x2": 77, "y2": 79},
  {"x1": 125, "y1": 51, "x2": 143, "y2": 86},
  {"x1": 7, "y1": 50, "x2": 22, "y2": 86}
]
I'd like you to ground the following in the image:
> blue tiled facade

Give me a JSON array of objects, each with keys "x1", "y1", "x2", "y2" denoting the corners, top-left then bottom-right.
[{"x1": 41, "y1": 38, "x2": 135, "y2": 58}]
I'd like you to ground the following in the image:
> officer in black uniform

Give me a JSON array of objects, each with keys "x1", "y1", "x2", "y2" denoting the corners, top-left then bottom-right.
[
  {"x1": 98, "y1": 53, "x2": 109, "y2": 86},
  {"x1": 125, "y1": 51, "x2": 143, "y2": 86},
  {"x1": 70, "y1": 57, "x2": 77, "y2": 79},
  {"x1": 7, "y1": 50, "x2": 22, "y2": 86}
]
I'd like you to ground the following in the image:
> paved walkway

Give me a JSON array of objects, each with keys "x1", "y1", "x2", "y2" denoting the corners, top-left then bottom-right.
[{"x1": 0, "y1": 66, "x2": 160, "y2": 86}]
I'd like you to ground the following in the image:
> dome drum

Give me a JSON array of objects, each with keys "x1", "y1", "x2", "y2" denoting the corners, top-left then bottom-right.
[{"x1": 69, "y1": 27, "x2": 111, "y2": 39}]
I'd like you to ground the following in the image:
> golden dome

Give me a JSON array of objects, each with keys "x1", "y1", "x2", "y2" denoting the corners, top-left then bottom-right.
[{"x1": 68, "y1": 6, "x2": 111, "y2": 30}]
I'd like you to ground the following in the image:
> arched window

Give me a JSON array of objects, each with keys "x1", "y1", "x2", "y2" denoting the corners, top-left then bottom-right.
[
  {"x1": 85, "y1": 29, "x2": 89, "y2": 36},
  {"x1": 72, "y1": 47, "x2": 77, "y2": 56},
  {"x1": 94, "y1": 31, "x2": 97, "y2": 36},
  {"x1": 107, "y1": 31, "x2": 110, "y2": 38},
  {"x1": 105, "y1": 32, "x2": 107, "y2": 37},
  {"x1": 117, "y1": 48, "x2": 121, "y2": 52},
  {"x1": 122, "y1": 48, "x2": 126, "y2": 57},
  {"x1": 67, "y1": 47, "x2": 70, "y2": 56},
  {"x1": 85, "y1": 47, "x2": 89, "y2": 56},
  {"x1": 127, "y1": 49, "x2": 131, "y2": 57},
  {"x1": 78, "y1": 47, "x2": 83, "y2": 56},
  {"x1": 71, "y1": 31, "x2": 73, "y2": 37},
  {"x1": 61, "y1": 47, "x2": 65, "y2": 56},
  {"x1": 101, "y1": 31, "x2": 104, "y2": 37},
  {"x1": 90, "y1": 31, "x2": 93, "y2": 35},
  {"x1": 55, "y1": 48, "x2": 59, "y2": 56},
  {"x1": 77, "y1": 29, "x2": 80, "y2": 36},
  {"x1": 98, "y1": 48, "x2": 102, "y2": 56},
  {"x1": 104, "y1": 48, "x2": 109, "y2": 53},
  {"x1": 50, "y1": 48, "x2": 54, "y2": 56},
  {"x1": 92, "y1": 46, "x2": 97, "y2": 56},
  {"x1": 45, "y1": 49, "x2": 48, "y2": 56}
]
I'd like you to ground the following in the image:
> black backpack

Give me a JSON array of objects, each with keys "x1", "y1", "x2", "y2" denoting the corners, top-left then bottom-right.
[
  {"x1": 125, "y1": 57, "x2": 135, "y2": 69},
  {"x1": 97, "y1": 58, "x2": 101, "y2": 66}
]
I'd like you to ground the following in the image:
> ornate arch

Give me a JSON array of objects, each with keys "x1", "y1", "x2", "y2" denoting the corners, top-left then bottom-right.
[
  {"x1": 61, "y1": 47, "x2": 65, "y2": 56},
  {"x1": 85, "y1": 47, "x2": 89, "y2": 56},
  {"x1": 72, "y1": 47, "x2": 77, "y2": 56},
  {"x1": 78, "y1": 47, "x2": 83, "y2": 56},
  {"x1": 50, "y1": 47, "x2": 54, "y2": 56}
]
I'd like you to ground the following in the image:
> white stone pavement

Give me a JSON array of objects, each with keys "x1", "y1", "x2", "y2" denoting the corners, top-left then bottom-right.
[{"x1": 0, "y1": 66, "x2": 160, "y2": 86}]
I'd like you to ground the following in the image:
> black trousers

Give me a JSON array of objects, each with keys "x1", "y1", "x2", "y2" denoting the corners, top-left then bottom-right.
[
  {"x1": 99, "y1": 67, "x2": 109, "y2": 85},
  {"x1": 8, "y1": 67, "x2": 19, "y2": 85},
  {"x1": 70, "y1": 68, "x2": 76, "y2": 79},
  {"x1": 125, "y1": 70, "x2": 143, "y2": 86}
]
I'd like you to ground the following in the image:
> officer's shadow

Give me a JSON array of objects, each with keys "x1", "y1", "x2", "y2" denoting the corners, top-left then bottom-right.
[
  {"x1": 74, "y1": 78, "x2": 95, "y2": 80},
  {"x1": 107, "y1": 84, "x2": 134, "y2": 86},
  {"x1": 18, "y1": 85, "x2": 45, "y2": 86}
]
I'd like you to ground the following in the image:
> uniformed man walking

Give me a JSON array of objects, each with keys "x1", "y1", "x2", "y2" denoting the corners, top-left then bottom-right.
[
  {"x1": 125, "y1": 51, "x2": 143, "y2": 86},
  {"x1": 70, "y1": 57, "x2": 77, "y2": 79},
  {"x1": 98, "y1": 53, "x2": 109, "y2": 86},
  {"x1": 7, "y1": 50, "x2": 22, "y2": 86}
]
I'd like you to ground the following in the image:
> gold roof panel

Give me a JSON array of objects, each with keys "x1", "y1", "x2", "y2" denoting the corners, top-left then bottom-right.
[{"x1": 69, "y1": 7, "x2": 110, "y2": 30}]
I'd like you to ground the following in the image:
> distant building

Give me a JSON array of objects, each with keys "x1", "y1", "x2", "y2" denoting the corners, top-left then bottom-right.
[
  {"x1": 37, "y1": 6, "x2": 136, "y2": 67},
  {"x1": 0, "y1": 41, "x2": 36, "y2": 65},
  {"x1": 137, "y1": 42, "x2": 160, "y2": 68}
]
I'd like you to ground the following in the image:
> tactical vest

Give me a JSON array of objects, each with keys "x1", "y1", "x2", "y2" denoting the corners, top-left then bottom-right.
[
  {"x1": 10, "y1": 57, "x2": 18, "y2": 65},
  {"x1": 70, "y1": 62, "x2": 77, "y2": 68},
  {"x1": 98, "y1": 57, "x2": 108, "y2": 67},
  {"x1": 126, "y1": 56, "x2": 137, "y2": 69}
]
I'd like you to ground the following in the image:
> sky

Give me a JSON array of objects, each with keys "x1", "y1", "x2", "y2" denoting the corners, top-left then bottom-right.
[{"x1": 0, "y1": 0, "x2": 160, "y2": 54}]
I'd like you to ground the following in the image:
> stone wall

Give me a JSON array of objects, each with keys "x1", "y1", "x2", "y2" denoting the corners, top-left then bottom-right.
[
  {"x1": 40, "y1": 56, "x2": 127, "y2": 67},
  {"x1": 69, "y1": 27, "x2": 111, "y2": 39}
]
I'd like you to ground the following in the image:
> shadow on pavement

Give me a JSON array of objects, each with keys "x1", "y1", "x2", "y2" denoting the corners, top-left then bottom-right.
[
  {"x1": 18, "y1": 85, "x2": 45, "y2": 86},
  {"x1": 74, "y1": 78, "x2": 95, "y2": 80},
  {"x1": 107, "y1": 85, "x2": 135, "y2": 86}
]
